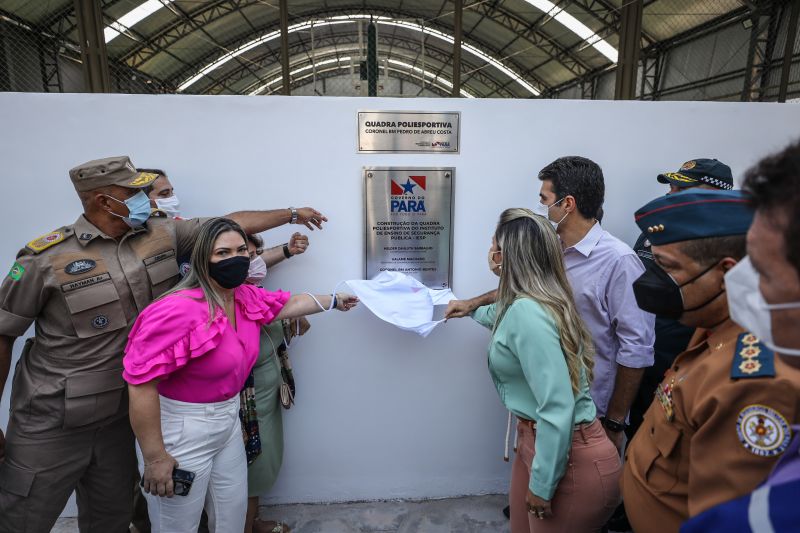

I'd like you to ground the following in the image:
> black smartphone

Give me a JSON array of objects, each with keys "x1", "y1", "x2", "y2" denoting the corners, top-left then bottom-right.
[
  {"x1": 139, "y1": 467, "x2": 196, "y2": 497},
  {"x1": 172, "y1": 467, "x2": 195, "y2": 496}
]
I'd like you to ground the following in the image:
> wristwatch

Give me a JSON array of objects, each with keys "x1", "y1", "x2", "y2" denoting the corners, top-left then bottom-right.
[
  {"x1": 600, "y1": 416, "x2": 627, "y2": 433},
  {"x1": 289, "y1": 207, "x2": 298, "y2": 224},
  {"x1": 282, "y1": 243, "x2": 292, "y2": 259}
]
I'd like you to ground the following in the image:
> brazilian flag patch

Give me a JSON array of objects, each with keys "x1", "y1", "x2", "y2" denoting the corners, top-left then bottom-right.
[{"x1": 8, "y1": 262, "x2": 24, "y2": 281}]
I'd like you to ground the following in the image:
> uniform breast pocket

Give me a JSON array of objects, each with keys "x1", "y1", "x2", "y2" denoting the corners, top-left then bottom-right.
[
  {"x1": 63, "y1": 368, "x2": 126, "y2": 429},
  {"x1": 144, "y1": 249, "x2": 179, "y2": 298},
  {"x1": 63, "y1": 279, "x2": 127, "y2": 338},
  {"x1": 642, "y1": 423, "x2": 683, "y2": 494}
]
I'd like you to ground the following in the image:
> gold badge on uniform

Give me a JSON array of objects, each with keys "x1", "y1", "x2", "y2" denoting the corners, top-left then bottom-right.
[
  {"x1": 663, "y1": 172, "x2": 696, "y2": 184},
  {"x1": 128, "y1": 172, "x2": 158, "y2": 187},
  {"x1": 26, "y1": 230, "x2": 65, "y2": 253},
  {"x1": 681, "y1": 161, "x2": 697, "y2": 170},
  {"x1": 739, "y1": 345, "x2": 761, "y2": 359},
  {"x1": 739, "y1": 359, "x2": 762, "y2": 375},
  {"x1": 736, "y1": 404, "x2": 791, "y2": 457},
  {"x1": 742, "y1": 334, "x2": 758, "y2": 345}
]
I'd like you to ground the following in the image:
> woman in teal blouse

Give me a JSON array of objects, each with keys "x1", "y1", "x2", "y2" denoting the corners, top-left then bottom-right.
[{"x1": 458, "y1": 209, "x2": 621, "y2": 532}]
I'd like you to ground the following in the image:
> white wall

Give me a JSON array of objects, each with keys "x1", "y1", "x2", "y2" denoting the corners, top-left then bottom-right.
[{"x1": 1, "y1": 94, "x2": 799, "y2": 515}]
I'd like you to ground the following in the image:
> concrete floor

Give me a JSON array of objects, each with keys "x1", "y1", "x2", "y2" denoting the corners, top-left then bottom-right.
[{"x1": 51, "y1": 494, "x2": 511, "y2": 532}]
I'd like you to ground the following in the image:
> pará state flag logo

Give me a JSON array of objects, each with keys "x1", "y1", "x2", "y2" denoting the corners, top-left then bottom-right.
[{"x1": 390, "y1": 176, "x2": 426, "y2": 213}]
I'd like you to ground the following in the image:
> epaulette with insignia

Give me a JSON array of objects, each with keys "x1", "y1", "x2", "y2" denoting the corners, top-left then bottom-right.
[
  {"x1": 25, "y1": 227, "x2": 71, "y2": 254},
  {"x1": 731, "y1": 332, "x2": 776, "y2": 379}
]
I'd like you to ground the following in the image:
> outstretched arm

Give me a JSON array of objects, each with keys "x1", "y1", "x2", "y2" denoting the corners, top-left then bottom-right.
[
  {"x1": 276, "y1": 293, "x2": 359, "y2": 320},
  {"x1": 445, "y1": 289, "x2": 498, "y2": 319},
  {"x1": 227, "y1": 207, "x2": 328, "y2": 233}
]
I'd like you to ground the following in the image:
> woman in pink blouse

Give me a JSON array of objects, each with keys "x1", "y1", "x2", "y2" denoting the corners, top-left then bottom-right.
[{"x1": 123, "y1": 218, "x2": 357, "y2": 533}]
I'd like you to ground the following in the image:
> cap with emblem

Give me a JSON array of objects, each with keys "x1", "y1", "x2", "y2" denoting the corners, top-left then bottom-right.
[
  {"x1": 657, "y1": 158, "x2": 734, "y2": 190},
  {"x1": 634, "y1": 189, "x2": 753, "y2": 246},
  {"x1": 69, "y1": 156, "x2": 159, "y2": 193}
]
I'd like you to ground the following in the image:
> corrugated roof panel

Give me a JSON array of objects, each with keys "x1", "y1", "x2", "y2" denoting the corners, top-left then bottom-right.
[
  {"x1": 0, "y1": 0, "x2": 72, "y2": 26},
  {"x1": 0, "y1": 0, "x2": 755, "y2": 97},
  {"x1": 643, "y1": 0, "x2": 742, "y2": 42}
]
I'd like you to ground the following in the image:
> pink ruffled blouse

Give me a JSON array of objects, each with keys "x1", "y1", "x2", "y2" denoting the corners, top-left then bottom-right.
[{"x1": 123, "y1": 284, "x2": 290, "y2": 403}]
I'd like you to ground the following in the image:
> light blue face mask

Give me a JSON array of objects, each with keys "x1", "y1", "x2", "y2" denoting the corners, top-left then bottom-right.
[{"x1": 105, "y1": 190, "x2": 151, "y2": 228}]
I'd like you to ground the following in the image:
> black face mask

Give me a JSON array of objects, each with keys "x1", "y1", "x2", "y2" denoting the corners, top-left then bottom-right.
[
  {"x1": 633, "y1": 260, "x2": 724, "y2": 320},
  {"x1": 208, "y1": 256, "x2": 250, "y2": 289}
]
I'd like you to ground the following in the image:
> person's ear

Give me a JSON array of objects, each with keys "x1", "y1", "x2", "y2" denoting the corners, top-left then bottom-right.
[
  {"x1": 94, "y1": 192, "x2": 112, "y2": 211},
  {"x1": 718, "y1": 257, "x2": 738, "y2": 291},
  {"x1": 720, "y1": 257, "x2": 738, "y2": 275},
  {"x1": 562, "y1": 195, "x2": 577, "y2": 213}
]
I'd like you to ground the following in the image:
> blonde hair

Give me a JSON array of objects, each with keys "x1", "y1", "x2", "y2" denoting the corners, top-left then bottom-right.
[
  {"x1": 493, "y1": 208, "x2": 594, "y2": 393},
  {"x1": 160, "y1": 217, "x2": 247, "y2": 322}
]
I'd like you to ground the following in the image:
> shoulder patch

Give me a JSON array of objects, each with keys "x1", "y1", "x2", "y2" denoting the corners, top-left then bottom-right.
[
  {"x1": 26, "y1": 230, "x2": 68, "y2": 254},
  {"x1": 736, "y1": 404, "x2": 791, "y2": 457},
  {"x1": 7, "y1": 262, "x2": 24, "y2": 281},
  {"x1": 731, "y1": 332, "x2": 775, "y2": 379}
]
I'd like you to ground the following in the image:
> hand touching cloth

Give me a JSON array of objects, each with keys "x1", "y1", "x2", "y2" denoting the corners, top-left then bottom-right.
[{"x1": 345, "y1": 271, "x2": 457, "y2": 337}]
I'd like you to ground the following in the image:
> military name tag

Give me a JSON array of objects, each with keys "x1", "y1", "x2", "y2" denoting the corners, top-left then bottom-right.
[
  {"x1": 144, "y1": 249, "x2": 176, "y2": 266},
  {"x1": 61, "y1": 273, "x2": 112, "y2": 293}
]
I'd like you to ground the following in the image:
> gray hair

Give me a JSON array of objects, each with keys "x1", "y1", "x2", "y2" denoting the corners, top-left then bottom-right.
[{"x1": 493, "y1": 208, "x2": 595, "y2": 393}]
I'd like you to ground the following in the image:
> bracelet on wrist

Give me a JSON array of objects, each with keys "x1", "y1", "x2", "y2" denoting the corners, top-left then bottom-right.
[
  {"x1": 283, "y1": 243, "x2": 292, "y2": 259},
  {"x1": 332, "y1": 294, "x2": 338, "y2": 310},
  {"x1": 289, "y1": 207, "x2": 298, "y2": 224}
]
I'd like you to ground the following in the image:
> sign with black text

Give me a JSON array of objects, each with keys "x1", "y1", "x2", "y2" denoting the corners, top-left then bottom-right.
[
  {"x1": 357, "y1": 111, "x2": 460, "y2": 153},
  {"x1": 364, "y1": 167, "x2": 454, "y2": 288}
]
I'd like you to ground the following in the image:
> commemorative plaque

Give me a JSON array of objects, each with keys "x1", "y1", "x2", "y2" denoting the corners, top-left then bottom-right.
[
  {"x1": 357, "y1": 111, "x2": 460, "y2": 154},
  {"x1": 364, "y1": 167, "x2": 454, "y2": 288}
]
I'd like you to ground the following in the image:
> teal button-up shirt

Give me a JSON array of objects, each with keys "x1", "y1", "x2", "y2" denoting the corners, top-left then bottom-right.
[{"x1": 472, "y1": 298, "x2": 596, "y2": 499}]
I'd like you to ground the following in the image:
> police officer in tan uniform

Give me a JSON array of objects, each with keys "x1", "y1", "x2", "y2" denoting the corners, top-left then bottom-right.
[
  {"x1": 0, "y1": 156, "x2": 328, "y2": 532},
  {"x1": 622, "y1": 189, "x2": 800, "y2": 533}
]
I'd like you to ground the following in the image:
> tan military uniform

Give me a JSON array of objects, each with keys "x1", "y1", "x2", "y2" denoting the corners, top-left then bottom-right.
[
  {"x1": 0, "y1": 214, "x2": 204, "y2": 532},
  {"x1": 622, "y1": 319, "x2": 800, "y2": 532}
]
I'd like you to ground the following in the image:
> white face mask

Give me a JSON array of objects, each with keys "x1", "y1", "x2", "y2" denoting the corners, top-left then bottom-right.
[
  {"x1": 246, "y1": 256, "x2": 268, "y2": 285},
  {"x1": 725, "y1": 256, "x2": 800, "y2": 356},
  {"x1": 534, "y1": 197, "x2": 568, "y2": 230},
  {"x1": 487, "y1": 250, "x2": 502, "y2": 275},
  {"x1": 154, "y1": 195, "x2": 181, "y2": 219}
]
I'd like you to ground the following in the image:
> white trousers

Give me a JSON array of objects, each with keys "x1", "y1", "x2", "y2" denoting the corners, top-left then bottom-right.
[{"x1": 136, "y1": 395, "x2": 247, "y2": 533}]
